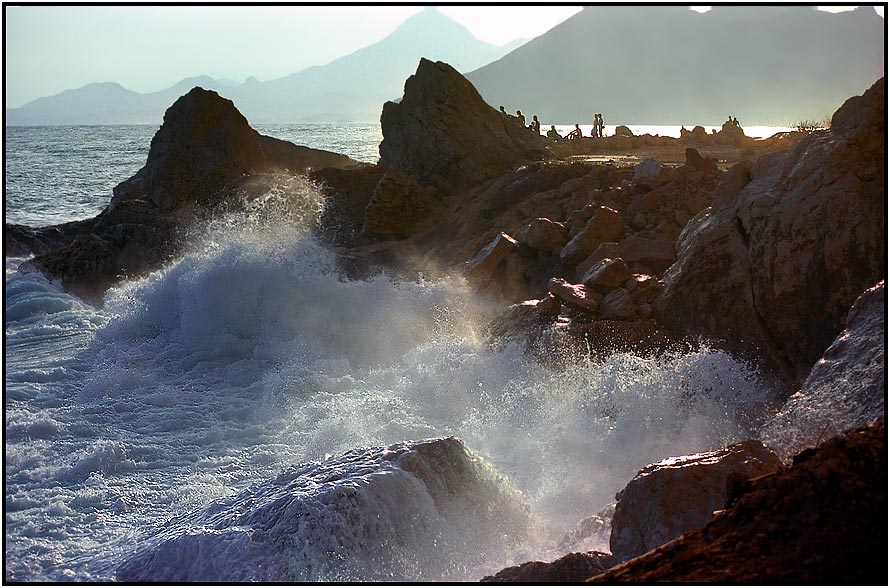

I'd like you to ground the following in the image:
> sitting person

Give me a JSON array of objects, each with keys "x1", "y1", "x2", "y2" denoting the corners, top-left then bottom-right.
[
  {"x1": 546, "y1": 125, "x2": 562, "y2": 139},
  {"x1": 528, "y1": 114, "x2": 541, "y2": 134},
  {"x1": 566, "y1": 124, "x2": 583, "y2": 140},
  {"x1": 516, "y1": 110, "x2": 526, "y2": 126}
]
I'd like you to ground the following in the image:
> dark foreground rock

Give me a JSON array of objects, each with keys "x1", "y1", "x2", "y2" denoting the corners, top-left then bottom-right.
[
  {"x1": 379, "y1": 58, "x2": 549, "y2": 197},
  {"x1": 8, "y1": 87, "x2": 358, "y2": 304},
  {"x1": 482, "y1": 551, "x2": 614, "y2": 583},
  {"x1": 655, "y1": 78, "x2": 886, "y2": 387},
  {"x1": 609, "y1": 440, "x2": 783, "y2": 562},
  {"x1": 589, "y1": 423, "x2": 887, "y2": 584}
]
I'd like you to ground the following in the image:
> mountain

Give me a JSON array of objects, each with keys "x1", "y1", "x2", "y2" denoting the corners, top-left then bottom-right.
[
  {"x1": 5, "y1": 8, "x2": 520, "y2": 125},
  {"x1": 465, "y1": 5, "x2": 885, "y2": 125}
]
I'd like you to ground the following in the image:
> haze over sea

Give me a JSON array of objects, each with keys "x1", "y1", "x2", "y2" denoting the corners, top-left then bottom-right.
[
  {"x1": 5, "y1": 123, "x2": 792, "y2": 227},
  {"x1": 4, "y1": 123, "x2": 790, "y2": 581}
]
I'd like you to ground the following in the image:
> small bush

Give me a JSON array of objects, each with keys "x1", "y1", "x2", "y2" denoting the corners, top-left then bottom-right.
[{"x1": 792, "y1": 116, "x2": 831, "y2": 133}]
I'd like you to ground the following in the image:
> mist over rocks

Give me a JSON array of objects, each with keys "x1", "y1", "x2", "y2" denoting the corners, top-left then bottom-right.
[{"x1": 8, "y1": 87, "x2": 358, "y2": 303}]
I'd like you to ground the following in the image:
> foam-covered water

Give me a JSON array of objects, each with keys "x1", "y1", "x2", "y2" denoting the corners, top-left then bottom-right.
[{"x1": 5, "y1": 126, "x2": 791, "y2": 582}]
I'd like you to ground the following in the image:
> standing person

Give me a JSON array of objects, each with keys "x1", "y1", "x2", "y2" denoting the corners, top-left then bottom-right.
[
  {"x1": 598, "y1": 113, "x2": 606, "y2": 137},
  {"x1": 591, "y1": 114, "x2": 599, "y2": 137},
  {"x1": 516, "y1": 110, "x2": 526, "y2": 126}
]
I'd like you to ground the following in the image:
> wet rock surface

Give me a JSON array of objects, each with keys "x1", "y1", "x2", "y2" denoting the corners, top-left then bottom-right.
[
  {"x1": 589, "y1": 423, "x2": 887, "y2": 584},
  {"x1": 609, "y1": 440, "x2": 783, "y2": 562}
]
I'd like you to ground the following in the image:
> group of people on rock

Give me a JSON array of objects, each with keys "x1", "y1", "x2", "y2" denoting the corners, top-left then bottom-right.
[
  {"x1": 725, "y1": 115, "x2": 742, "y2": 128},
  {"x1": 499, "y1": 104, "x2": 608, "y2": 140},
  {"x1": 500, "y1": 105, "x2": 540, "y2": 134}
]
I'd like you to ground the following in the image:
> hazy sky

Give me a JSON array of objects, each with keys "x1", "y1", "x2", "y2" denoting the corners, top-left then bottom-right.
[{"x1": 4, "y1": 4, "x2": 883, "y2": 108}]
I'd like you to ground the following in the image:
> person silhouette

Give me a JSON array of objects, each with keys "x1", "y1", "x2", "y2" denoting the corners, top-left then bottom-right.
[
  {"x1": 529, "y1": 115, "x2": 541, "y2": 134},
  {"x1": 566, "y1": 124, "x2": 583, "y2": 140},
  {"x1": 546, "y1": 125, "x2": 562, "y2": 139},
  {"x1": 516, "y1": 110, "x2": 526, "y2": 126}
]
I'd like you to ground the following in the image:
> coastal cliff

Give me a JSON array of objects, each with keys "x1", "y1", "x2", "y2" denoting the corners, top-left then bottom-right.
[{"x1": 5, "y1": 62, "x2": 885, "y2": 583}]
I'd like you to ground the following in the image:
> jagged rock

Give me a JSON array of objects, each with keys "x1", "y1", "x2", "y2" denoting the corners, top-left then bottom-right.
[
  {"x1": 759, "y1": 281, "x2": 886, "y2": 462},
  {"x1": 465, "y1": 232, "x2": 518, "y2": 285},
  {"x1": 684, "y1": 147, "x2": 717, "y2": 172},
  {"x1": 609, "y1": 440, "x2": 783, "y2": 562},
  {"x1": 560, "y1": 206, "x2": 626, "y2": 267},
  {"x1": 379, "y1": 59, "x2": 547, "y2": 196},
  {"x1": 680, "y1": 125, "x2": 710, "y2": 143},
  {"x1": 548, "y1": 277, "x2": 602, "y2": 313},
  {"x1": 617, "y1": 236, "x2": 676, "y2": 275},
  {"x1": 112, "y1": 87, "x2": 269, "y2": 210},
  {"x1": 632, "y1": 158, "x2": 675, "y2": 188},
  {"x1": 362, "y1": 169, "x2": 446, "y2": 239},
  {"x1": 614, "y1": 125, "x2": 634, "y2": 138},
  {"x1": 581, "y1": 257, "x2": 632, "y2": 293},
  {"x1": 598, "y1": 287, "x2": 636, "y2": 320},
  {"x1": 515, "y1": 217, "x2": 568, "y2": 254},
  {"x1": 655, "y1": 78, "x2": 886, "y2": 387},
  {"x1": 481, "y1": 551, "x2": 614, "y2": 583},
  {"x1": 592, "y1": 424, "x2": 886, "y2": 584},
  {"x1": 575, "y1": 242, "x2": 623, "y2": 279}
]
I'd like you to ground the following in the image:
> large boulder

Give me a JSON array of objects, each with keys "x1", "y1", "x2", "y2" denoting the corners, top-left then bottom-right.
[
  {"x1": 581, "y1": 257, "x2": 632, "y2": 293},
  {"x1": 609, "y1": 440, "x2": 783, "y2": 562},
  {"x1": 514, "y1": 217, "x2": 568, "y2": 254},
  {"x1": 112, "y1": 87, "x2": 269, "y2": 210},
  {"x1": 591, "y1": 424, "x2": 886, "y2": 584},
  {"x1": 379, "y1": 59, "x2": 547, "y2": 196},
  {"x1": 759, "y1": 281, "x2": 885, "y2": 462},
  {"x1": 617, "y1": 236, "x2": 676, "y2": 275},
  {"x1": 655, "y1": 78, "x2": 886, "y2": 386},
  {"x1": 560, "y1": 206, "x2": 626, "y2": 267}
]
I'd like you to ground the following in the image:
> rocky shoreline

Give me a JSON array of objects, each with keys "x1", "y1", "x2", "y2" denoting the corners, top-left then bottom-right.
[{"x1": 5, "y1": 59, "x2": 886, "y2": 583}]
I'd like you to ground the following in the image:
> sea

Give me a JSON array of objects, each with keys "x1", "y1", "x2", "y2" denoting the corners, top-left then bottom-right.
[{"x1": 5, "y1": 123, "x2": 791, "y2": 582}]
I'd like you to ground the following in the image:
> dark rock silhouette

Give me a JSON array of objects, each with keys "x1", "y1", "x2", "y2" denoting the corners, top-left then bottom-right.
[
  {"x1": 7, "y1": 87, "x2": 358, "y2": 303},
  {"x1": 379, "y1": 59, "x2": 548, "y2": 196}
]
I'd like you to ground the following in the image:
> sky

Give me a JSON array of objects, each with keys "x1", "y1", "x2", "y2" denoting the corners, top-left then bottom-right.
[{"x1": 4, "y1": 4, "x2": 884, "y2": 109}]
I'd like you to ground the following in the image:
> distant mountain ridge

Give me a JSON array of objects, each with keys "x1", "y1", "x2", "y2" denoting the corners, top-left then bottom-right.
[
  {"x1": 466, "y1": 5, "x2": 885, "y2": 125},
  {"x1": 5, "y1": 8, "x2": 520, "y2": 125}
]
